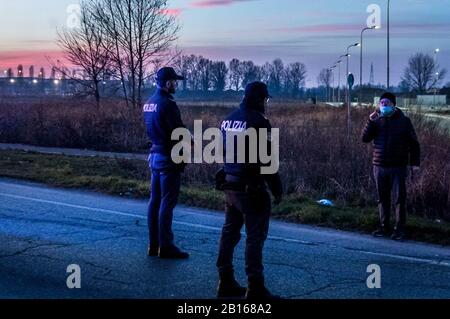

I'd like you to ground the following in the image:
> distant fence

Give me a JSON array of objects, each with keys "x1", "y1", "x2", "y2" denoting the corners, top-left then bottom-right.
[{"x1": 374, "y1": 95, "x2": 449, "y2": 108}]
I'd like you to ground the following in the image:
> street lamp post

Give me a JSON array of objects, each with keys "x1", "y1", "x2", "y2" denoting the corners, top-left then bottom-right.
[
  {"x1": 360, "y1": 26, "x2": 378, "y2": 105},
  {"x1": 344, "y1": 43, "x2": 359, "y2": 140},
  {"x1": 345, "y1": 43, "x2": 361, "y2": 125},
  {"x1": 387, "y1": 0, "x2": 391, "y2": 89},
  {"x1": 434, "y1": 48, "x2": 440, "y2": 106},
  {"x1": 346, "y1": 43, "x2": 360, "y2": 109},
  {"x1": 330, "y1": 65, "x2": 336, "y2": 103},
  {"x1": 336, "y1": 59, "x2": 344, "y2": 106}
]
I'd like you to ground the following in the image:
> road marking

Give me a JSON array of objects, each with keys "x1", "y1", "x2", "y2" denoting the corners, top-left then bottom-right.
[
  {"x1": 0, "y1": 192, "x2": 144, "y2": 218},
  {"x1": 0, "y1": 192, "x2": 221, "y2": 231},
  {"x1": 1, "y1": 191, "x2": 450, "y2": 268}
]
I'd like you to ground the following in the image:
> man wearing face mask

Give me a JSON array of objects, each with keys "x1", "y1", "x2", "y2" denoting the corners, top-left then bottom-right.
[
  {"x1": 216, "y1": 82, "x2": 283, "y2": 299},
  {"x1": 362, "y1": 92, "x2": 421, "y2": 240},
  {"x1": 143, "y1": 67, "x2": 189, "y2": 259}
]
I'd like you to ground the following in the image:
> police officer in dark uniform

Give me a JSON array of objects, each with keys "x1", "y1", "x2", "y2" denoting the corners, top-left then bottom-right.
[
  {"x1": 143, "y1": 67, "x2": 189, "y2": 259},
  {"x1": 216, "y1": 82, "x2": 283, "y2": 299}
]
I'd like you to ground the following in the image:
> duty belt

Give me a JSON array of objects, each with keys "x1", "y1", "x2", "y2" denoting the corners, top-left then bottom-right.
[{"x1": 224, "y1": 175, "x2": 265, "y2": 193}]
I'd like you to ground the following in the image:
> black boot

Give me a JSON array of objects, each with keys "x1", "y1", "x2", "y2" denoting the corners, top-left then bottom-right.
[
  {"x1": 147, "y1": 245, "x2": 159, "y2": 257},
  {"x1": 245, "y1": 278, "x2": 281, "y2": 300},
  {"x1": 217, "y1": 273, "x2": 246, "y2": 299},
  {"x1": 391, "y1": 228, "x2": 405, "y2": 241},
  {"x1": 158, "y1": 246, "x2": 189, "y2": 259},
  {"x1": 372, "y1": 226, "x2": 391, "y2": 238}
]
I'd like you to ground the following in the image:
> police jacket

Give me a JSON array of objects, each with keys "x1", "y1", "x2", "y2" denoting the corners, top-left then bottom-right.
[
  {"x1": 221, "y1": 98, "x2": 283, "y2": 197},
  {"x1": 362, "y1": 108, "x2": 420, "y2": 167},
  {"x1": 143, "y1": 89, "x2": 186, "y2": 156}
]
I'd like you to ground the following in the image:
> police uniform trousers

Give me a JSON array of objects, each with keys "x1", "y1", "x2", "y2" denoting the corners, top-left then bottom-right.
[{"x1": 217, "y1": 188, "x2": 271, "y2": 282}]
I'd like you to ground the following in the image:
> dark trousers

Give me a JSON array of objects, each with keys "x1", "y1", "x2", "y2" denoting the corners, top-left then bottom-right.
[
  {"x1": 147, "y1": 168, "x2": 181, "y2": 249},
  {"x1": 217, "y1": 189, "x2": 271, "y2": 282},
  {"x1": 373, "y1": 165, "x2": 407, "y2": 232}
]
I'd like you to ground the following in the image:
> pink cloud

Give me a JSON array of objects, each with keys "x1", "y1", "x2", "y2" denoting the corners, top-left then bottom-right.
[
  {"x1": 0, "y1": 50, "x2": 64, "y2": 71},
  {"x1": 160, "y1": 8, "x2": 183, "y2": 17},
  {"x1": 270, "y1": 22, "x2": 450, "y2": 35},
  {"x1": 274, "y1": 24, "x2": 361, "y2": 34},
  {"x1": 190, "y1": 0, "x2": 256, "y2": 8}
]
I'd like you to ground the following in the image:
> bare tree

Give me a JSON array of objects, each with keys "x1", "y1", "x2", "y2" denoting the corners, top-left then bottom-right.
[
  {"x1": 318, "y1": 68, "x2": 332, "y2": 101},
  {"x1": 261, "y1": 62, "x2": 271, "y2": 83},
  {"x1": 210, "y1": 61, "x2": 228, "y2": 92},
  {"x1": 91, "y1": 0, "x2": 180, "y2": 108},
  {"x1": 173, "y1": 55, "x2": 189, "y2": 91},
  {"x1": 55, "y1": 2, "x2": 114, "y2": 108},
  {"x1": 401, "y1": 53, "x2": 447, "y2": 94},
  {"x1": 198, "y1": 56, "x2": 211, "y2": 92},
  {"x1": 284, "y1": 62, "x2": 307, "y2": 97},
  {"x1": 241, "y1": 61, "x2": 261, "y2": 89},
  {"x1": 229, "y1": 58, "x2": 242, "y2": 91},
  {"x1": 270, "y1": 58, "x2": 284, "y2": 95},
  {"x1": 183, "y1": 55, "x2": 200, "y2": 91}
]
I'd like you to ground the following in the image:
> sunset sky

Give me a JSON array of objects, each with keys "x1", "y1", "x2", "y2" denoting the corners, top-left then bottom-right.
[{"x1": 0, "y1": 0, "x2": 449, "y2": 87}]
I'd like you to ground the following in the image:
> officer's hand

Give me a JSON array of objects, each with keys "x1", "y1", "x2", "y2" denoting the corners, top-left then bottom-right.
[
  {"x1": 273, "y1": 195, "x2": 283, "y2": 206},
  {"x1": 410, "y1": 166, "x2": 420, "y2": 181},
  {"x1": 412, "y1": 166, "x2": 420, "y2": 174}
]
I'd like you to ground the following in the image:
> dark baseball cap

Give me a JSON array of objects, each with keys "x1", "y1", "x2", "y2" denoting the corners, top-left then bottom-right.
[
  {"x1": 245, "y1": 81, "x2": 272, "y2": 99},
  {"x1": 156, "y1": 67, "x2": 184, "y2": 81}
]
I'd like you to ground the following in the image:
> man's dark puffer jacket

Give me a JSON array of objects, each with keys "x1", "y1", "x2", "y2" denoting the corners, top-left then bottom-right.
[{"x1": 361, "y1": 108, "x2": 420, "y2": 167}]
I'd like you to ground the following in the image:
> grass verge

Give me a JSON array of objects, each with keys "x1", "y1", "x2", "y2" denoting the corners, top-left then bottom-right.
[{"x1": 1, "y1": 150, "x2": 449, "y2": 246}]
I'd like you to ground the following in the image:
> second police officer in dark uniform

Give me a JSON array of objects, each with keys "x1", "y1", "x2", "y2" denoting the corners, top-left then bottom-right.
[
  {"x1": 216, "y1": 82, "x2": 283, "y2": 299},
  {"x1": 143, "y1": 67, "x2": 189, "y2": 259}
]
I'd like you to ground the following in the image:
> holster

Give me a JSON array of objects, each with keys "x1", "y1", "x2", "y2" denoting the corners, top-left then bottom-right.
[
  {"x1": 223, "y1": 174, "x2": 265, "y2": 194},
  {"x1": 215, "y1": 168, "x2": 227, "y2": 191}
]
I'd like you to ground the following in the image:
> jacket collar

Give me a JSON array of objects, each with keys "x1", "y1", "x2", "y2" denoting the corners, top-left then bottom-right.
[
  {"x1": 240, "y1": 98, "x2": 265, "y2": 114},
  {"x1": 156, "y1": 88, "x2": 174, "y2": 100}
]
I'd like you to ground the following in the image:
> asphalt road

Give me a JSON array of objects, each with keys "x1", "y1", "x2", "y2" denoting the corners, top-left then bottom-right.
[{"x1": 0, "y1": 178, "x2": 449, "y2": 299}]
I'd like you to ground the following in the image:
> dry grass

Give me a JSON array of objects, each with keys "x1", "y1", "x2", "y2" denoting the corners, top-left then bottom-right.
[{"x1": 0, "y1": 97, "x2": 449, "y2": 221}]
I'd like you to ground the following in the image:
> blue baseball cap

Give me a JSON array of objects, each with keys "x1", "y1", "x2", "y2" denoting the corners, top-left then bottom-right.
[
  {"x1": 156, "y1": 67, "x2": 184, "y2": 81},
  {"x1": 245, "y1": 81, "x2": 272, "y2": 99}
]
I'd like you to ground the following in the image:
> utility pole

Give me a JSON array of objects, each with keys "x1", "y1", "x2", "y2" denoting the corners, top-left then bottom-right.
[
  {"x1": 347, "y1": 73, "x2": 355, "y2": 137},
  {"x1": 369, "y1": 63, "x2": 374, "y2": 87},
  {"x1": 387, "y1": 0, "x2": 391, "y2": 89},
  {"x1": 434, "y1": 48, "x2": 440, "y2": 106}
]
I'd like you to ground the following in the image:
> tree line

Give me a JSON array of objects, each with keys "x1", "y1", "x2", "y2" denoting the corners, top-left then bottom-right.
[
  {"x1": 55, "y1": 0, "x2": 310, "y2": 107},
  {"x1": 171, "y1": 55, "x2": 307, "y2": 97},
  {"x1": 51, "y1": 0, "x2": 447, "y2": 107}
]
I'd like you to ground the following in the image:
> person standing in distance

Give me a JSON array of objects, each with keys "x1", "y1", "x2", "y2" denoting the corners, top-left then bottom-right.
[
  {"x1": 362, "y1": 92, "x2": 421, "y2": 240},
  {"x1": 216, "y1": 82, "x2": 283, "y2": 299},
  {"x1": 143, "y1": 67, "x2": 189, "y2": 259}
]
